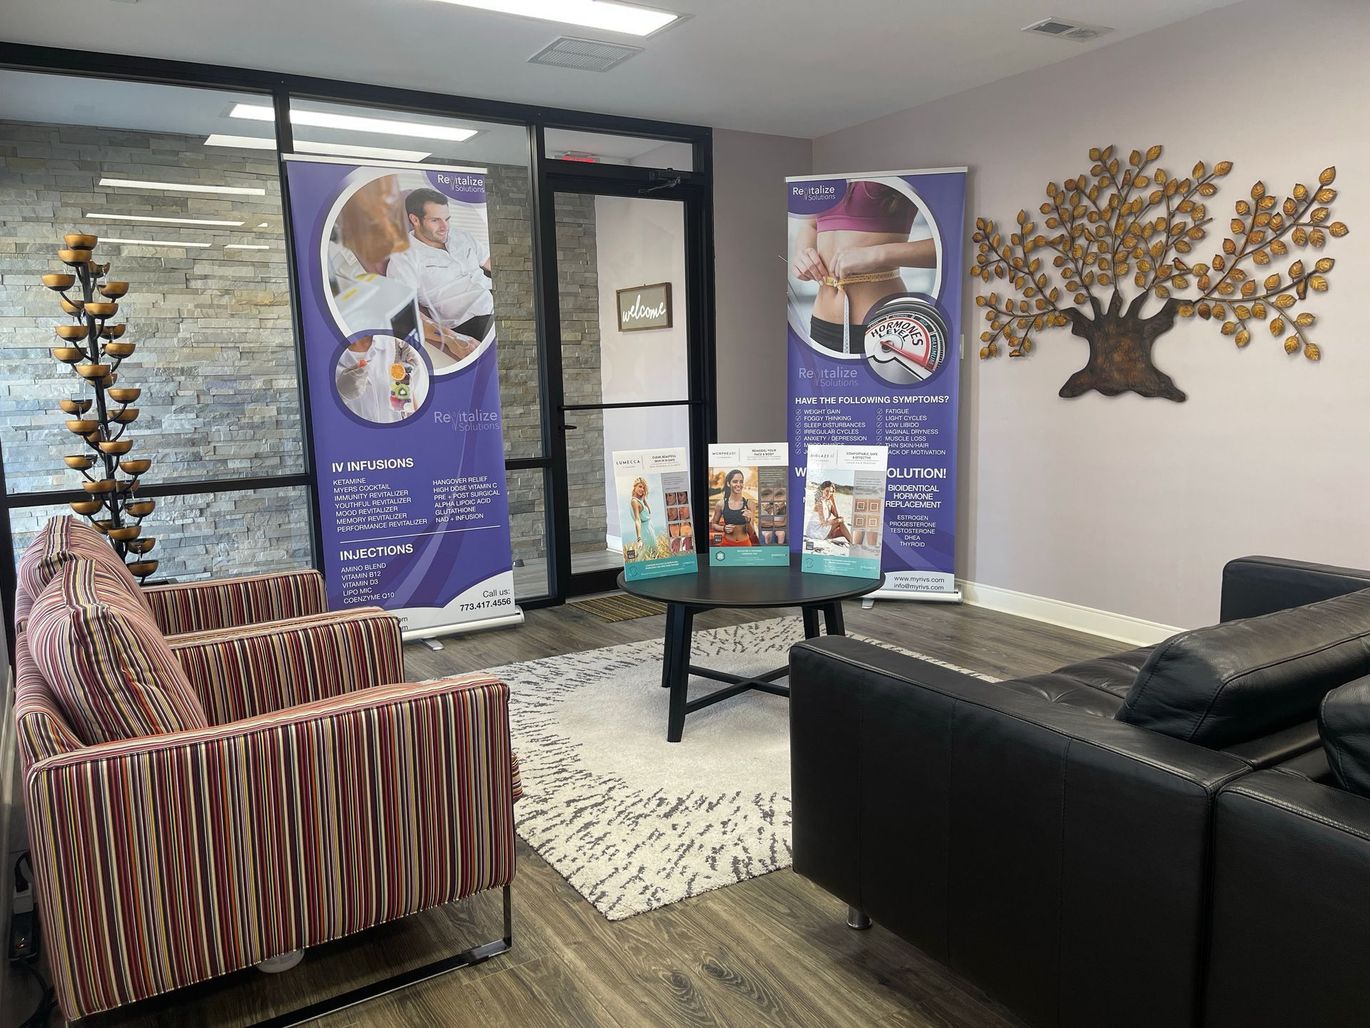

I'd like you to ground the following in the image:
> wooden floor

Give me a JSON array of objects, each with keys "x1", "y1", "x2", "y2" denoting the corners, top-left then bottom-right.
[{"x1": 19, "y1": 599, "x2": 1118, "y2": 1028}]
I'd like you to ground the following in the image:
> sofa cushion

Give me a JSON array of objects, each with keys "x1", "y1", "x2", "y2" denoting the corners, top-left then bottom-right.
[
  {"x1": 16, "y1": 516, "x2": 151, "y2": 628},
  {"x1": 1117, "y1": 588, "x2": 1370, "y2": 749},
  {"x1": 1320, "y1": 677, "x2": 1370, "y2": 796},
  {"x1": 998, "y1": 646, "x2": 1155, "y2": 718},
  {"x1": 27, "y1": 559, "x2": 207, "y2": 745}
]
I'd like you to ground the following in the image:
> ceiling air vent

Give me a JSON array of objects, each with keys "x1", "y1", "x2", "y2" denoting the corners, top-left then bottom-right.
[
  {"x1": 1022, "y1": 16, "x2": 1114, "y2": 42},
  {"x1": 529, "y1": 37, "x2": 644, "y2": 73}
]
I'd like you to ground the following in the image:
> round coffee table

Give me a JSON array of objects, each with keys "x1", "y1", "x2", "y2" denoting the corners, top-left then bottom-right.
[{"x1": 618, "y1": 556, "x2": 884, "y2": 742}]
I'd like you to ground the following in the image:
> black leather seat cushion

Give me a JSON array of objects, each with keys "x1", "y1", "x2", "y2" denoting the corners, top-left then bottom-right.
[
  {"x1": 1320, "y1": 676, "x2": 1370, "y2": 796},
  {"x1": 1118, "y1": 588, "x2": 1370, "y2": 749},
  {"x1": 997, "y1": 646, "x2": 1154, "y2": 718}
]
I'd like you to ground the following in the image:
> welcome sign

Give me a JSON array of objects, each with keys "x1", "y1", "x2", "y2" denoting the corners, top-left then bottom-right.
[{"x1": 616, "y1": 282, "x2": 673, "y2": 331}]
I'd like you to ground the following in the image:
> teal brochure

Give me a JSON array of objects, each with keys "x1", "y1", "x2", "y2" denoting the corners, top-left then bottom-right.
[
  {"x1": 706, "y1": 443, "x2": 790, "y2": 568},
  {"x1": 614, "y1": 447, "x2": 698, "y2": 582},
  {"x1": 800, "y1": 444, "x2": 889, "y2": 579}
]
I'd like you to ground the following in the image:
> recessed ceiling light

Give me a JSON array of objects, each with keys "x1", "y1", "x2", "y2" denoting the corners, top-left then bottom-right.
[
  {"x1": 230, "y1": 103, "x2": 477, "y2": 142},
  {"x1": 204, "y1": 133, "x2": 432, "y2": 163},
  {"x1": 224, "y1": 244, "x2": 270, "y2": 250},
  {"x1": 86, "y1": 212, "x2": 244, "y2": 227},
  {"x1": 101, "y1": 237, "x2": 211, "y2": 248},
  {"x1": 98, "y1": 177, "x2": 266, "y2": 197},
  {"x1": 430, "y1": 0, "x2": 678, "y2": 37}
]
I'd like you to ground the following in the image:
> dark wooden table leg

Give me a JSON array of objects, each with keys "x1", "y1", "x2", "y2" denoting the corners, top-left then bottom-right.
[
  {"x1": 802, "y1": 605, "x2": 821, "y2": 639},
  {"x1": 665, "y1": 604, "x2": 696, "y2": 743},
  {"x1": 823, "y1": 600, "x2": 845, "y2": 636}
]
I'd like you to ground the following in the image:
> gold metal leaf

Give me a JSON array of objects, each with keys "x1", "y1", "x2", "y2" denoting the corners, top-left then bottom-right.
[
  {"x1": 1315, "y1": 188, "x2": 1337, "y2": 203},
  {"x1": 1309, "y1": 275, "x2": 1329, "y2": 292},
  {"x1": 1270, "y1": 317, "x2": 1285, "y2": 336},
  {"x1": 1295, "y1": 312, "x2": 1316, "y2": 327},
  {"x1": 1235, "y1": 329, "x2": 1251, "y2": 347},
  {"x1": 1221, "y1": 321, "x2": 1237, "y2": 336},
  {"x1": 1293, "y1": 183, "x2": 1309, "y2": 201},
  {"x1": 1314, "y1": 257, "x2": 1335, "y2": 273},
  {"x1": 1284, "y1": 336, "x2": 1301, "y2": 355},
  {"x1": 1274, "y1": 294, "x2": 1297, "y2": 309},
  {"x1": 1319, "y1": 167, "x2": 1336, "y2": 186},
  {"x1": 1305, "y1": 342, "x2": 1322, "y2": 361},
  {"x1": 1250, "y1": 181, "x2": 1266, "y2": 199},
  {"x1": 1329, "y1": 222, "x2": 1349, "y2": 238},
  {"x1": 1214, "y1": 161, "x2": 1233, "y2": 175}
]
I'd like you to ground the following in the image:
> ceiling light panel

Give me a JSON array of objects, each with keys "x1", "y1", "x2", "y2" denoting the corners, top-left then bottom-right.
[
  {"x1": 430, "y1": 0, "x2": 678, "y2": 37},
  {"x1": 86, "y1": 212, "x2": 244, "y2": 227},
  {"x1": 231, "y1": 103, "x2": 477, "y2": 142},
  {"x1": 99, "y1": 177, "x2": 266, "y2": 197},
  {"x1": 204, "y1": 133, "x2": 432, "y2": 162}
]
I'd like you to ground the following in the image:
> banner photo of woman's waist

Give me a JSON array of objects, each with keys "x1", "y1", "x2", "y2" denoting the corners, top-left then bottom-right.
[{"x1": 785, "y1": 168, "x2": 967, "y2": 600}]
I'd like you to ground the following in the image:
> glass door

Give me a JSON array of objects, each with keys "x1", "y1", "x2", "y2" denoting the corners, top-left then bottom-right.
[{"x1": 540, "y1": 166, "x2": 710, "y2": 597}]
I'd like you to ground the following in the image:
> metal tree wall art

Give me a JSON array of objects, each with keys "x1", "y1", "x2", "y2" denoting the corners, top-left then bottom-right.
[
  {"x1": 969, "y1": 145, "x2": 1350, "y2": 401},
  {"x1": 43, "y1": 233, "x2": 158, "y2": 581}
]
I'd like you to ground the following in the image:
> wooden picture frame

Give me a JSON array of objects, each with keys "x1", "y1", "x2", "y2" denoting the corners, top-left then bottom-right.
[{"x1": 615, "y1": 282, "x2": 673, "y2": 332}]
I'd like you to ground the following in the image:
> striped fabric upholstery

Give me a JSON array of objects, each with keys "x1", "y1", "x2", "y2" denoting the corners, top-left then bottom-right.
[
  {"x1": 15, "y1": 515, "x2": 151, "y2": 628},
  {"x1": 143, "y1": 568, "x2": 328, "y2": 636},
  {"x1": 25, "y1": 673, "x2": 519, "y2": 1020},
  {"x1": 13, "y1": 630, "x2": 85, "y2": 767},
  {"x1": 27, "y1": 561, "x2": 208, "y2": 745},
  {"x1": 171, "y1": 607, "x2": 406, "y2": 724}
]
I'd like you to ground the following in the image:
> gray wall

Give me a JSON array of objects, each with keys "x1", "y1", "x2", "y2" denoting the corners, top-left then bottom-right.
[
  {"x1": 712, "y1": 128, "x2": 813, "y2": 442},
  {"x1": 813, "y1": 0, "x2": 1370, "y2": 627}
]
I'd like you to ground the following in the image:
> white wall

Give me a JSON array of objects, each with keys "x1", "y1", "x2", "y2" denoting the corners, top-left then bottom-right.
[
  {"x1": 813, "y1": 0, "x2": 1370, "y2": 628},
  {"x1": 712, "y1": 129, "x2": 814, "y2": 441},
  {"x1": 594, "y1": 194, "x2": 691, "y2": 540}
]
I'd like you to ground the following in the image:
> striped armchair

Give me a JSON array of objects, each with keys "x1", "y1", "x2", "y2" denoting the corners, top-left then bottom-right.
[{"x1": 12, "y1": 519, "x2": 521, "y2": 1021}]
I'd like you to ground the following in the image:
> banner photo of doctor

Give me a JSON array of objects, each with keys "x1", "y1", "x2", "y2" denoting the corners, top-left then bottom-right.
[
  {"x1": 283, "y1": 156, "x2": 517, "y2": 637},
  {"x1": 324, "y1": 166, "x2": 495, "y2": 377}
]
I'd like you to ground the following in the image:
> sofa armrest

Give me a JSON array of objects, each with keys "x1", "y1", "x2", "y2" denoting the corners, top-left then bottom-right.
[
  {"x1": 170, "y1": 607, "x2": 404, "y2": 724},
  {"x1": 1205, "y1": 770, "x2": 1370, "y2": 1026},
  {"x1": 790, "y1": 636, "x2": 1251, "y2": 1028},
  {"x1": 24, "y1": 672, "x2": 518, "y2": 1020},
  {"x1": 143, "y1": 568, "x2": 328, "y2": 635},
  {"x1": 1219, "y1": 555, "x2": 1370, "y2": 622}
]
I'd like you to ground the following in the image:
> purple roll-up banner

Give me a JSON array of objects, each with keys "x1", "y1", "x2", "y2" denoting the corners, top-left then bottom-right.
[
  {"x1": 283, "y1": 156, "x2": 519, "y2": 636},
  {"x1": 786, "y1": 168, "x2": 967, "y2": 601}
]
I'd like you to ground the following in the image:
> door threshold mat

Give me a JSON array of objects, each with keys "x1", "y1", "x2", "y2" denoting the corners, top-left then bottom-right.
[{"x1": 571, "y1": 593, "x2": 667, "y2": 622}]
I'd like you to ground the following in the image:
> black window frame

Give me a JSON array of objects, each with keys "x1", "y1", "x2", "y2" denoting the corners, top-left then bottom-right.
[{"x1": 0, "y1": 41, "x2": 716, "y2": 648}]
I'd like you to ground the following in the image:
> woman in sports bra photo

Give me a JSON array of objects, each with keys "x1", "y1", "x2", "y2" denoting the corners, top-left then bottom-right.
[
  {"x1": 711, "y1": 469, "x2": 757, "y2": 547},
  {"x1": 790, "y1": 179, "x2": 937, "y2": 354}
]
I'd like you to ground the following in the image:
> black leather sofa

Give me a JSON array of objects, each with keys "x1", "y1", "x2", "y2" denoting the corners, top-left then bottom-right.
[
  {"x1": 789, "y1": 557, "x2": 1370, "y2": 1028},
  {"x1": 1204, "y1": 677, "x2": 1370, "y2": 1027}
]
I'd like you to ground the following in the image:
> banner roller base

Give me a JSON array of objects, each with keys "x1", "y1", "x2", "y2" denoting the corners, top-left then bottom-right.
[
  {"x1": 402, "y1": 608, "x2": 525, "y2": 643},
  {"x1": 864, "y1": 589, "x2": 963, "y2": 605}
]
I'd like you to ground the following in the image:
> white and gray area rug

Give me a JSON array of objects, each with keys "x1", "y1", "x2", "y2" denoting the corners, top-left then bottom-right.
[{"x1": 481, "y1": 615, "x2": 997, "y2": 921}]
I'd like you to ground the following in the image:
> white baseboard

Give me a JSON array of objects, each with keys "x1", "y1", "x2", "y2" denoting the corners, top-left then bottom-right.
[{"x1": 957, "y1": 579, "x2": 1182, "y2": 647}]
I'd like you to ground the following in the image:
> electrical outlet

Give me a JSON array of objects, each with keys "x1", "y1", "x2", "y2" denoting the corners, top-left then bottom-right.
[{"x1": 9, "y1": 857, "x2": 38, "y2": 963}]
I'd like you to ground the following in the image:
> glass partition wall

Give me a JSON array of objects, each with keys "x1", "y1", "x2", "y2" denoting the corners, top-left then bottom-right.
[{"x1": 0, "y1": 47, "x2": 714, "y2": 629}]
